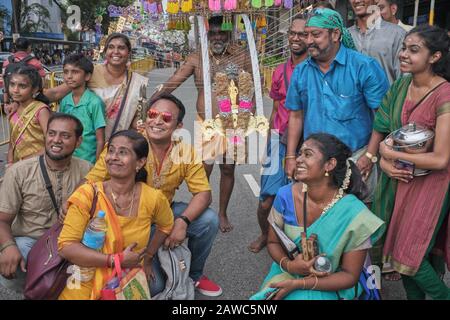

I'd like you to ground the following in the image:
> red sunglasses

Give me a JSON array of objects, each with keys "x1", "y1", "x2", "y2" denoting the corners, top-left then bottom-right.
[{"x1": 147, "y1": 109, "x2": 173, "y2": 123}]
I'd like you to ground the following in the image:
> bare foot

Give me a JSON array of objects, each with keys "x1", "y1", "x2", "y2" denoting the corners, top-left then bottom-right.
[
  {"x1": 248, "y1": 235, "x2": 267, "y2": 253},
  {"x1": 219, "y1": 215, "x2": 233, "y2": 233},
  {"x1": 384, "y1": 272, "x2": 402, "y2": 281}
]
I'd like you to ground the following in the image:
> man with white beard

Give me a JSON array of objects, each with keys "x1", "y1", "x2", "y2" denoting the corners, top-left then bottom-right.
[{"x1": 152, "y1": 16, "x2": 252, "y2": 234}]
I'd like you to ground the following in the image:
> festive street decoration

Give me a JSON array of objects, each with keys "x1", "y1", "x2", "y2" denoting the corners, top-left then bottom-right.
[{"x1": 195, "y1": 13, "x2": 268, "y2": 163}]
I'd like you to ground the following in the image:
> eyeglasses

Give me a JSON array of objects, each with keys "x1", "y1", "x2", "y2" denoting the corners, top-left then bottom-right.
[
  {"x1": 288, "y1": 31, "x2": 308, "y2": 39},
  {"x1": 147, "y1": 109, "x2": 173, "y2": 123}
]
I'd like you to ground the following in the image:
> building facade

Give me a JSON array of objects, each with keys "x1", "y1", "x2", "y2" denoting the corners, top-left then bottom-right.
[{"x1": 401, "y1": 0, "x2": 450, "y2": 30}]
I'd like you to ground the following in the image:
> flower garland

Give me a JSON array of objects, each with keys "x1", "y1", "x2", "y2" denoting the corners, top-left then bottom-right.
[
  {"x1": 167, "y1": 0, "x2": 180, "y2": 14},
  {"x1": 320, "y1": 159, "x2": 352, "y2": 215},
  {"x1": 238, "y1": 70, "x2": 254, "y2": 112},
  {"x1": 224, "y1": 0, "x2": 237, "y2": 11},
  {"x1": 302, "y1": 159, "x2": 353, "y2": 217},
  {"x1": 181, "y1": 0, "x2": 193, "y2": 12},
  {"x1": 252, "y1": 0, "x2": 262, "y2": 9},
  {"x1": 213, "y1": 72, "x2": 231, "y2": 114},
  {"x1": 208, "y1": 0, "x2": 221, "y2": 12},
  {"x1": 284, "y1": 0, "x2": 293, "y2": 9},
  {"x1": 265, "y1": 0, "x2": 274, "y2": 6}
]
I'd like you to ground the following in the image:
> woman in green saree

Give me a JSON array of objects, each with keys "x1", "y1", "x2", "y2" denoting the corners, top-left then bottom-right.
[
  {"x1": 250, "y1": 133, "x2": 384, "y2": 300},
  {"x1": 361, "y1": 25, "x2": 450, "y2": 299}
]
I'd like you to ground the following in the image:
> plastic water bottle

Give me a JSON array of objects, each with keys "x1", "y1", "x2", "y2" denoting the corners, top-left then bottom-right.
[
  {"x1": 104, "y1": 276, "x2": 120, "y2": 290},
  {"x1": 78, "y1": 211, "x2": 107, "y2": 282},
  {"x1": 314, "y1": 256, "x2": 332, "y2": 273}
]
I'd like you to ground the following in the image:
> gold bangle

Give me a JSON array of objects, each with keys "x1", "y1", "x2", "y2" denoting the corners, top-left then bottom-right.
[
  {"x1": 310, "y1": 274, "x2": 319, "y2": 290},
  {"x1": 302, "y1": 278, "x2": 306, "y2": 290},
  {"x1": 0, "y1": 240, "x2": 17, "y2": 253},
  {"x1": 279, "y1": 257, "x2": 289, "y2": 273},
  {"x1": 285, "y1": 155, "x2": 296, "y2": 160}
]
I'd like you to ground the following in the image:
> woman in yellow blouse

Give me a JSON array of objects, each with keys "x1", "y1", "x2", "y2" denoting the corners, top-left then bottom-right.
[{"x1": 58, "y1": 130, "x2": 174, "y2": 300}]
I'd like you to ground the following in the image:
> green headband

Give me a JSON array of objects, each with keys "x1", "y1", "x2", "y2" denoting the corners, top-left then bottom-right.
[{"x1": 306, "y1": 8, "x2": 356, "y2": 50}]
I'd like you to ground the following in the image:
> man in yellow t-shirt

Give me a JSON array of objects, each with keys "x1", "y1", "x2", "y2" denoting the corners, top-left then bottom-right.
[{"x1": 86, "y1": 94, "x2": 223, "y2": 297}]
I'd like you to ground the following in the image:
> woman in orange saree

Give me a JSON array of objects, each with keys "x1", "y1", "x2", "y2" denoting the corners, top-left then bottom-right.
[{"x1": 58, "y1": 130, "x2": 174, "y2": 300}]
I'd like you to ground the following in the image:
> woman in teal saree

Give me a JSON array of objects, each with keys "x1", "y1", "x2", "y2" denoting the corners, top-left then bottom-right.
[{"x1": 251, "y1": 133, "x2": 384, "y2": 300}]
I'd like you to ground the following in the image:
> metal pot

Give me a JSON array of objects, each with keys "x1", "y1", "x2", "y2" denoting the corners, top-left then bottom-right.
[
  {"x1": 386, "y1": 122, "x2": 434, "y2": 176},
  {"x1": 391, "y1": 123, "x2": 434, "y2": 153}
]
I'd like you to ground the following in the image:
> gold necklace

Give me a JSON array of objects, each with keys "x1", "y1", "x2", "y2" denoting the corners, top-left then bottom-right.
[
  {"x1": 209, "y1": 48, "x2": 227, "y2": 66},
  {"x1": 306, "y1": 189, "x2": 340, "y2": 218},
  {"x1": 111, "y1": 185, "x2": 136, "y2": 216}
]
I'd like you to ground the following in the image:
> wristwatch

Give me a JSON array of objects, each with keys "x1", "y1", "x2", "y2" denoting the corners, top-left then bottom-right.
[
  {"x1": 177, "y1": 215, "x2": 191, "y2": 226},
  {"x1": 365, "y1": 152, "x2": 378, "y2": 163}
]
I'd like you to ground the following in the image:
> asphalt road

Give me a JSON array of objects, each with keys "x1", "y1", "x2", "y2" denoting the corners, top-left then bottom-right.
[{"x1": 1, "y1": 67, "x2": 448, "y2": 300}]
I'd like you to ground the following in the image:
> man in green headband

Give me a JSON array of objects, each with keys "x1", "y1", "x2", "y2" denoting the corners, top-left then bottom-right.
[
  {"x1": 284, "y1": 8, "x2": 389, "y2": 205},
  {"x1": 305, "y1": 7, "x2": 356, "y2": 50}
]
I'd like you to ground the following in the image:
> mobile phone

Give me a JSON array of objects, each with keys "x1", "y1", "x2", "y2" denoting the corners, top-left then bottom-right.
[
  {"x1": 394, "y1": 159, "x2": 415, "y2": 174},
  {"x1": 265, "y1": 288, "x2": 280, "y2": 300}
]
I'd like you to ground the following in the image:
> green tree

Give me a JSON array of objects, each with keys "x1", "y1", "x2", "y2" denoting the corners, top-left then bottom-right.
[{"x1": 0, "y1": 4, "x2": 11, "y2": 33}]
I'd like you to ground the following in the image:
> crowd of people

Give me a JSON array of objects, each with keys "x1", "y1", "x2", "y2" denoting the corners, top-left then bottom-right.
[
  {"x1": 24, "y1": 47, "x2": 94, "y2": 67},
  {"x1": 0, "y1": 0, "x2": 449, "y2": 300}
]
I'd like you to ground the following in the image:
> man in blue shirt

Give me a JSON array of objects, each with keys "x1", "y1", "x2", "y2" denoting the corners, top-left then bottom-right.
[{"x1": 285, "y1": 8, "x2": 389, "y2": 199}]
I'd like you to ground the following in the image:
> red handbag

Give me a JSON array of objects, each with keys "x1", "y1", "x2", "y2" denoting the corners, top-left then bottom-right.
[
  {"x1": 24, "y1": 160, "x2": 98, "y2": 300},
  {"x1": 100, "y1": 255, "x2": 123, "y2": 300},
  {"x1": 100, "y1": 254, "x2": 151, "y2": 300}
]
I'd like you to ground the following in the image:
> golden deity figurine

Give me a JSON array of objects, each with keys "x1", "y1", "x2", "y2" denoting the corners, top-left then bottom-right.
[
  {"x1": 228, "y1": 80, "x2": 239, "y2": 112},
  {"x1": 228, "y1": 80, "x2": 239, "y2": 128}
]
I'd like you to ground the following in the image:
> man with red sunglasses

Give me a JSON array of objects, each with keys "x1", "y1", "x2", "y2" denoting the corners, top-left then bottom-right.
[
  {"x1": 147, "y1": 108, "x2": 174, "y2": 123},
  {"x1": 86, "y1": 94, "x2": 223, "y2": 297},
  {"x1": 151, "y1": 15, "x2": 252, "y2": 234}
]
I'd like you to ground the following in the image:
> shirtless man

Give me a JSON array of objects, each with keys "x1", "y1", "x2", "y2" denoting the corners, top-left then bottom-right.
[{"x1": 152, "y1": 16, "x2": 252, "y2": 233}]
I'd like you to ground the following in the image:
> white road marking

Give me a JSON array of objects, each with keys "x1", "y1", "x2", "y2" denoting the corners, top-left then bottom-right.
[{"x1": 244, "y1": 174, "x2": 260, "y2": 197}]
